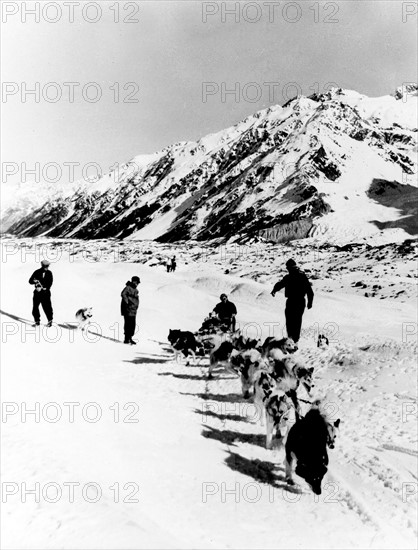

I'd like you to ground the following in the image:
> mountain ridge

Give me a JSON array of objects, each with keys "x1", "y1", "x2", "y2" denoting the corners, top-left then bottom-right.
[{"x1": 2, "y1": 85, "x2": 417, "y2": 245}]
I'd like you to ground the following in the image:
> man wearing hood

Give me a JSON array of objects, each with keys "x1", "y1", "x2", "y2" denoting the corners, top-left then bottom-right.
[
  {"x1": 29, "y1": 259, "x2": 54, "y2": 327},
  {"x1": 121, "y1": 276, "x2": 140, "y2": 345},
  {"x1": 271, "y1": 259, "x2": 314, "y2": 343}
]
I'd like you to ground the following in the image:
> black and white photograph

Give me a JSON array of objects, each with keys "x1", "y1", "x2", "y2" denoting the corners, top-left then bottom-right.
[{"x1": 1, "y1": 1, "x2": 417, "y2": 548}]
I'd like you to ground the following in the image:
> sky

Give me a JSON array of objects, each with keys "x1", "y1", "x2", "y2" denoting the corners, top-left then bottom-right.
[{"x1": 1, "y1": 0, "x2": 417, "y2": 187}]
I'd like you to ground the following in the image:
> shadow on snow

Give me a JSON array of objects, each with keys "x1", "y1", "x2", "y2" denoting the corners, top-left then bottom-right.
[
  {"x1": 225, "y1": 451, "x2": 300, "y2": 493},
  {"x1": 202, "y1": 425, "x2": 266, "y2": 448},
  {"x1": 180, "y1": 391, "x2": 246, "y2": 403},
  {"x1": 194, "y1": 408, "x2": 249, "y2": 423}
]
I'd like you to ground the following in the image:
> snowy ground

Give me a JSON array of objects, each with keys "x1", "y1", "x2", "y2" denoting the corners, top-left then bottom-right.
[{"x1": 1, "y1": 238, "x2": 417, "y2": 549}]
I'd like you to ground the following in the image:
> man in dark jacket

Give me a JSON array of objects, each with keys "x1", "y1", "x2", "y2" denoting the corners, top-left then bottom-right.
[
  {"x1": 213, "y1": 293, "x2": 237, "y2": 332},
  {"x1": 29, "y1": 260, "x2": 54, "y2": 327},
  {"x1": 121, "y1": 276, "x2": 140, "y2": 344},
  {"x1": 271, "y1": 259, "x2": 314, "y2": 343}
]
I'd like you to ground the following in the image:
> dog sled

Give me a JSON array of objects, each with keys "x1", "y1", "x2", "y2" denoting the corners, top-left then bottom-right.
[{"x1": 197, "y1": 312, "x2": 232, "y2": 336}]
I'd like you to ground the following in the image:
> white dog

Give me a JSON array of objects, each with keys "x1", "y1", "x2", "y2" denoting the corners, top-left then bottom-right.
[{"x1": 75, "y1": 307, "x2": 93, "y2": 331}]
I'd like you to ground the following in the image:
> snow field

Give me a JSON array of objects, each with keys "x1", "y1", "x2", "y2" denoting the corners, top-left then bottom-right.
[{"x1": 1, "y1": 246, "x2": 417, "y2": 549}]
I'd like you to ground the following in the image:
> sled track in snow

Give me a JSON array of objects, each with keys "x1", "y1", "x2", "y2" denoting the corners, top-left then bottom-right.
[{"x1": 157, "y1": 336, "x2": 418, "y2": 547}]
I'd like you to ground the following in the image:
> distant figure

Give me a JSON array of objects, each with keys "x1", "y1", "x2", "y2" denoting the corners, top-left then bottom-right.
[
  {"x1": 29, "y1": 259, "x2": 53, "y2": 327},
  {"x1": 121, "y1": 276, "x2": 140, "y2": 345},
  {"x1": 166, "y1": 258, "x2": 171, "y2": 273},
  {"x1": 213, "y1": 293, "x2": 237, "y2": 332},
  {"x1": 171, "y1": 256, "x2": 177, "y2": 273},
  {"x1": 271, "y1": 259, "x2": 314, "y2": 343}
]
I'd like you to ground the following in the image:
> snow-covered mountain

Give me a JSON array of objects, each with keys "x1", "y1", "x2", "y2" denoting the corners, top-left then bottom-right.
[{"x1": 2, "y1": 85, "x2": 417, "y2": 244}]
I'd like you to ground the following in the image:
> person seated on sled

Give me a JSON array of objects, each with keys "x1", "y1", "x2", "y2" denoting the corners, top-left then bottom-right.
[{"x1": 212, "y1": 293, "x2": 237, "y2": 332}]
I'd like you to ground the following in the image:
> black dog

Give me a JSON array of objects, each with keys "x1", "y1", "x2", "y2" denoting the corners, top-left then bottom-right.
[
  {"x1": 168, "y1": 329, "x2": 202, "y2": 362},
  {"x1": 285, "y1": 407, "x2": 340, "y2": 495},
  {"x1": 233, "y1": 334, "x2": 261, "y2": 352}
]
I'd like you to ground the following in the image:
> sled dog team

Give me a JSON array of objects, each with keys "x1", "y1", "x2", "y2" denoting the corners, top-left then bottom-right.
[
  {"x1": 166, "y1": 258, "x2": 339, "y2": 495},
  {"x1": 168, "y1": 326, "x2": 339, "y2": 495},
  {"x1": 29, "y1": 257, "x2": 338, "y2": 493}
]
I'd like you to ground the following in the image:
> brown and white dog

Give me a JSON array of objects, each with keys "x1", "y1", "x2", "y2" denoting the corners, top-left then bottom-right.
[
  {"x1": 207, "y1": 341, "x2": 239, "y2": 379},
  {"x1": 265, "y1": 390, "x2": 293, "y2": 449},
  {"x1": 274, "y1": 356, "x2": 315, "y2": 394},
  {"x1": 271, "y1": 356, "x2": 314, "y2": 417},
  {"x1": 75, "y1": 307, "x2": 93, "y2": 331},
  {"x1": 205, "y1": 330, "x2": 256, "y2": 379},
  {"x1": 234, "y1": 349, "x2": 300, "y2": 448},
  {"x1": 199, "y1": 330, "x2": 240, "y2": 354},
  {"x1": 230, "y1": 349, "x2": 265, "y2": 397},
  {"x1": 317, "y1": 333, "x2": 330, "y2": 348},
  {"x1": 250, "y1": 368, "x2": 293, "y2": 447},
  {"x1": 261, "y1": 337, "x2": 298, "y2": 360},
  {"x1": 252, "y1": 367, "x2": 276, "y2": 426}
]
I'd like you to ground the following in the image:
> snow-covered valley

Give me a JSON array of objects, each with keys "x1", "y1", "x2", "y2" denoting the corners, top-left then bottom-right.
[{"x1": 1, "y1": 238, "x2": 417, "y2": 549}]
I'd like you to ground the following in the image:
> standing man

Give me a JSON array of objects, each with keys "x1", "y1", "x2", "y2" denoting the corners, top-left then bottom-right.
[
  {"x1": 171, "y1": 255, "x2": 177, "y2": 273},
  {"x1": 213, "y1": 293, "x2": 237, "y2": 332},
  {"x1": 121, "y1": 276, "x2": 140, "y2": 345},
  {"x1": 29, "y1": 260, "x2": 54, "y2": 327},
  {"x1": 271, "y1": 259, "x2": 314, "y2": 343}
]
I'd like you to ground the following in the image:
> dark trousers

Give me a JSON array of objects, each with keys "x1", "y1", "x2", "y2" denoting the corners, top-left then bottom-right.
[
  {"x1": 123, "y1": 315, "x2": 136, "y2": 342},
  {"x1": 285, "y1": 298, "x2": 305, "y2": 343},
  {"x1": 32, "y1": 291, "x2": 53, "y2": 323}
]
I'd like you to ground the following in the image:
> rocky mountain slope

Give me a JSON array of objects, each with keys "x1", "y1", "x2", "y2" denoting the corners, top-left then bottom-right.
[{"x1": 2, "y1": 85, "x2": 417, "y2": 245}]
